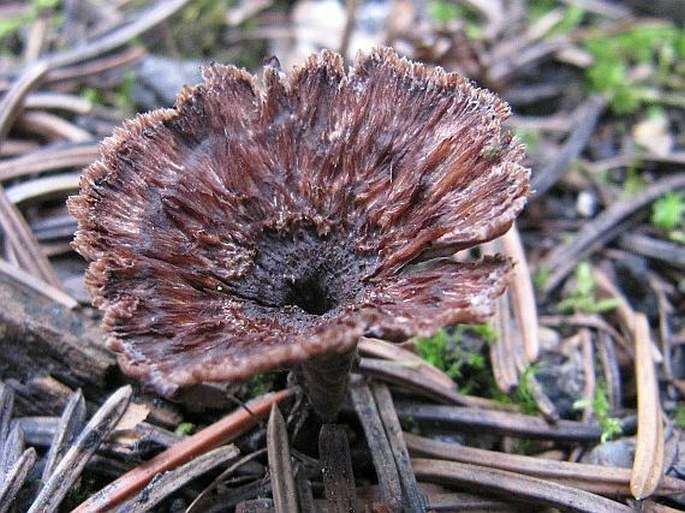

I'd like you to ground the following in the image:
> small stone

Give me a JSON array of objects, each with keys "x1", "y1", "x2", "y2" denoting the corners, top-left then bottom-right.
[{"x1": 576, "y1": 190, "x2": 598, "y2": 218}]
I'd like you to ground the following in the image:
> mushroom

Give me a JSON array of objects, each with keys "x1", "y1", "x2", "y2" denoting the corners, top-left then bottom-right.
[{"x1": 68, "y1": 48, "x2": 530, "y2": 420}]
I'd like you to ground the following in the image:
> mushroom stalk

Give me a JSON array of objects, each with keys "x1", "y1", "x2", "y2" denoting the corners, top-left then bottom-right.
[{"x1": 292, "y1": 348, "x2": 357, "y2": 421}]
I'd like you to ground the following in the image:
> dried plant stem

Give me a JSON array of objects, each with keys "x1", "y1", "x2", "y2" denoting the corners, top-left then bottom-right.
[
  {"x1": 266, "y1": 404, "x2": 298, "y2": 513},
  {"x1": 394, "y1": 402, "x2": 603, "y2": 441},
  {"x1": 618, "y1": 233, "x2": 685, "y2": 269},
  {"x1": 0, "y1": 384, "x2": 14, "y2": 456},
  {"x1": 186, "y1": 448, "x2": 268, "y2": 513},
  {"x1": 292, "y1": 349, "x2": 357, "y2": 420},
  {"x1": 541, "y1": 173, "x2": 685, "y2": 294},
  {"x1": 0, "y1": 62, "x2": 48, "y2": 142},
  {"x1": 5, "y1": 172, "x2": 80, "y2": 205},
  {"x1": 502, "y1": 223, "x2": 539, "y2": 362},
  {"x1": 71, "y1": 389, "x2": 292, "y2": 513},
  {"x1": 41, "y1": 390, "x2": 86, "y2": 481},
  {"x1": 0, "y1": 60, "x2": 63, "y2": 289},
  {"x1": 531, "y1": 94, "x2": 607, "y2": 199},
  {"x1": 23, "y1": 92, "x2": 93, "y2": 113},
  {"x1": 349, "y1": 377, "x2": 402, "y2": 512},
  {"x1": 18, "y1": 110, "x2": 93, "y2": 142},
  {"x1": 371, "y1": 384, "x2": 427, "y2": 512},
  {"x1": 631, "y1": 313, "x2": 665, "y2": 500},
  {"x1": 339, "y1": 0, "x2": 359, "y2": 60},
  {"x1": 113, "y1": 446, "x2": 239, "y2": 513},
  {"x1": 358, "y1": 358, "x2": 496, "y2": 409},
  {"x1": 0, "y1": 257, "x2": 77, "y2": 309},
  {"x1": 39, "y1": 0, "x2": 190, "y2": 71},
  {"x1": 0, "y1": 186, "x2": 63, "y2": 289},
  {"x1": 358, "y1": 337, "x2": 456, "y2": 390},
  {"x1": 319, "y1": 424, "x2": 358, "y2": 513},
  {"x1": 405, "y1": 433, "x2": 685, "y2": 497},
  {"x1": 491, "y1": 295, "x2": 520, "y2": 392},
  {"x1": 0, "y1": 143, "x2": 99, "y2": 181},
  {"x1": 0, "y1": 447, "x2": 37, "y2": 513},
  {"x1": 29, "y1": 386, "x2": 132, "y2": 513},
  {"x1": 412, "y1": 459, "x2": 634, "y2": 513}
]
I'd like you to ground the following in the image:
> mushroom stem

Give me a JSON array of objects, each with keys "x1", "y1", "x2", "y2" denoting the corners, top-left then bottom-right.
[{"x1": 292, "y1": 347, "x2": 358, "y2": 421}]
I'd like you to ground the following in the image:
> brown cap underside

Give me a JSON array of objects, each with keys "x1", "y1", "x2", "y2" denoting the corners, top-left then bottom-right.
[{"x1": 68, "y1": 47, "x2": 530, "y2": 395}]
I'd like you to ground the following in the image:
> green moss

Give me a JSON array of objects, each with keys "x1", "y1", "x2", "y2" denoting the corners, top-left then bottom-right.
[
  {"x1": 514, "y1": 128, "x2": 541, "y2": 155},
  {"x1": 416, "y1": 325, "x2": 489, "y2": 380},
  {"x1": 0, "y1": 17, "x2": 27, "y2": 40},
  {"x1": 64, "y1": 485, "x2": 90, "y2": 508},
  {"x1": 549, "y1": 4, "x2": 585, "y2": 36},
  {"x1": 428, "y1": 0, "x2": 460, "y2": 24},
  {"x1": 533, "y1": 265, "x2": 551, "y2": 291},
  {"x1": 0, "y1": 0, "x2": 61, "y2": 40},
  {"x1": 174, "y1": 422, "x2": 195, "y2": 436},
  {"x1": 80, "y1": 71, "x2": 136, "y2": 112},
  {"x1": 651, "y1": 192, "x2": 685, "y2": 231},
  {"x1": 513, "y1": 438, "x2": 538, "y2": 455},
  {"x1": 573, "y1": 382, "x2": 622, "y2": 443},
  {"x1": 622, "y1": 163, "x2": 645, "y2": 197},
  {"x1": 246, "y1": 372, "x2": 278, "y2": 398},
  {"x1": 114, "y1": 71, "x2": 136, "y2": 113},
  {"x1": 514, "y1": 364, "x2": 540, "y2": 415},
  {"x1": 33, "y1": 0, "x2": 60, "y2": 8},
  {"x1": 399, "y1": 416, "x2": 418, "y2": 432},
  {"x1": 675, "y1": 407, "x2": 685, "y2": 428},
  {"x1": 527, "y1": 0, "x2": 556, "y2": 20},
  {"x1": 427, "y1": 0, "x2": 484, "y2": 38},
  {"x1": 583, "y1": 25, "x2": 685, "y2": 113},
  {"x1": 415, "y1": 324, "x2": 503, "y2": 397},
  {"x1": 557, "y1": 262, "x2": 621, "y2": 314},
  {"x1": 173, "y1": 0, "x2": 232, "y2": 57}
]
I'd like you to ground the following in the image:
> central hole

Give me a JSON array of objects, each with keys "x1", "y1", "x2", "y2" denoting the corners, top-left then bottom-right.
[{"x1": 285, "y1": 275, "x2": 334, "y2": 315}]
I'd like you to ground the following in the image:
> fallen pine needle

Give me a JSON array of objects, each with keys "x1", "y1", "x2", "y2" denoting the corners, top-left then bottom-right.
[
  {"x1": 631, "y1": 313, "x2": 665, "y2": 500},
  {"x1": 70, "y1": 389, "x2": 292, "y2": 513}
]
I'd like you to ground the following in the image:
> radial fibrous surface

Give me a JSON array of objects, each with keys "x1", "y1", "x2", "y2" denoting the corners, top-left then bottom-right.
[{"x1": 69, "y1": 47, "x2": 530, "y2": 417}]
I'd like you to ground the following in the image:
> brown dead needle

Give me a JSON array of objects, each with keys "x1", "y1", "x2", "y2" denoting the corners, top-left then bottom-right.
[{"x1": 68, "y1": 47, "x2": 530, "y2": 420}]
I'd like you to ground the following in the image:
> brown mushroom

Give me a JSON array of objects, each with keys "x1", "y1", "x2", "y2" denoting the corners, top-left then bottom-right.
[{"x1": 68, "y1": 48, "x2": 530, "y2": 420}]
